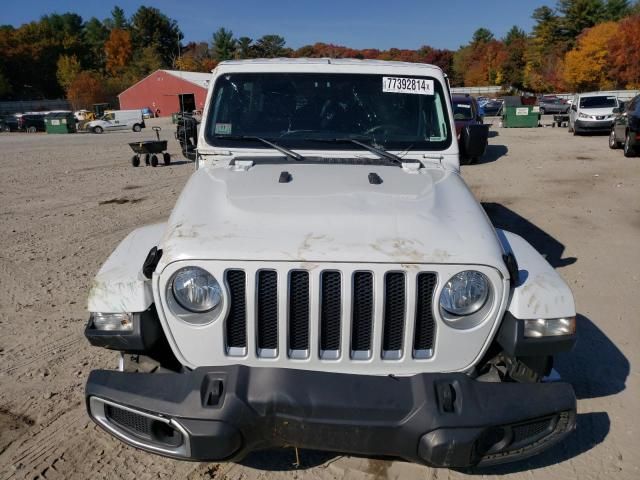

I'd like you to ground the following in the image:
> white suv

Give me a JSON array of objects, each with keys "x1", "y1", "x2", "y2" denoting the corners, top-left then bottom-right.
[
  {"x1": 569, "y1": 92, "x2": 619, "y2": 135},
  {"x1": 83, "y1": 59, "x2": 577, "y2": 468}
]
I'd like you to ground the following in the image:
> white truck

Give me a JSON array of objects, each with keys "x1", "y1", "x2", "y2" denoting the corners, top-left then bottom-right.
[
  {"x1": 84, "y1": 59, "x2": 577, "y2": 468},
  {"x1": 85, "y1": 109, "x2": 145, "y2": 133}
]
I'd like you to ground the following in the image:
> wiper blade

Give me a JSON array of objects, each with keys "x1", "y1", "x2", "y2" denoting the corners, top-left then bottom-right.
[
  {"x1": 310, "y1": 137, "x2": 402, "y2": 165},
  {"x1": 215, "y1": 135, "x2": 304, "y2": 161}
]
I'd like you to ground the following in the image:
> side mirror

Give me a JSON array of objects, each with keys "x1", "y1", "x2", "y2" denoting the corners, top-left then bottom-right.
[
  {"x1": 612, "y1": 107, "x2": 621, "y2": 114},
  {"x1": 461, "y1": 124, "x2": 489, "y2": 159}
]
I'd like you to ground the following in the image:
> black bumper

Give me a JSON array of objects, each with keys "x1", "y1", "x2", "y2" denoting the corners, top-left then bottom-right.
[
  {"x1": 574, "y1": 119, "x2": 613, "y2": 132},
  {"x1": 86, "y1": 366, "x2": 576, "y2": 468}
]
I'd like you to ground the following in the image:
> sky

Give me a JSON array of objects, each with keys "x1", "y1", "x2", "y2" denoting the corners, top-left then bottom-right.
[{"x1": 2, "y1": 0, "x2": 554, "y2": 50}]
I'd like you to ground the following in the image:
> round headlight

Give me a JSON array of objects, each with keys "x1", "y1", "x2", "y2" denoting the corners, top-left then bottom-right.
[
  {"x1": 440, "y1": 270, "x2": 489, "y2": 316},
  {"x1": 171, "y1": 267, "x2": 222, "y2": 313}
]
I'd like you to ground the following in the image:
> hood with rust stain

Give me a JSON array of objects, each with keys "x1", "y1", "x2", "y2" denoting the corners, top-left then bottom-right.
[{"x1": 157, "y1": 162, "x2": 506, "y2": 268}]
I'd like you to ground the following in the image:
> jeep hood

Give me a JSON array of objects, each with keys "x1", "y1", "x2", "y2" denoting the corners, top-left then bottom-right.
[{"x1": 158, "y1": 163, "x2": 506, "y2": 268}]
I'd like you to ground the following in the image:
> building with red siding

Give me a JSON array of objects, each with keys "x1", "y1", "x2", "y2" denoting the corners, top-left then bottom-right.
[{"x1": 118, "y1": 70, "x2": 211, "y2": 117}]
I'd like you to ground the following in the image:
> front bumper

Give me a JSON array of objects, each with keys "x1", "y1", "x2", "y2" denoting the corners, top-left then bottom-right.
[
  {"x1": 575, "y1": 119, "x2": 613, "y2": 132},
  {"x1": 86, "y1": 365, "x2": 576, "y2": 468}
]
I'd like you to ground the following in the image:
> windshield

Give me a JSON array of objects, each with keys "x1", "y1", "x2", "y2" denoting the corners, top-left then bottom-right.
[
  {"x1": 205, "y1": 72, "x2": 451, "y2": 151},
  {"x1": 579, "y1": 96, "x2": 617, "y2": 109},
  {"x1": 452, "y1": 100, "x2": 474, "y2": 120}
]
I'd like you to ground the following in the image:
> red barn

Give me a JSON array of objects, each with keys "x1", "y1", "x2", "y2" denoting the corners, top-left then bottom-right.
[{"x1": 118, "y1": 70, "x2": 211, "y2": 117}]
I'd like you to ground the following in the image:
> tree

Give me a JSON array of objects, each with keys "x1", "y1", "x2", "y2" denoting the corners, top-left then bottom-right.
[
  {"x1": 105, "y1": 28, "x2": 132, "y2": 75},
  {"x1": 254, "y1": 35, "x2": 287, "y2": 57},
  {"x1": 608, "y1": 14, "x2": 640, "y2": 87},
  {"x1": 108, "y1": 6, "x2": 128, "y2": 30},
  {"x1": 211, "y1": 28, "x2": 236, "y2": 61},
  {"x1": 501, "y1": 26, "x2": 528, "y2": 89},
  {"x1": 56, "y1": 54, "x2": 81, "y2": 91},
  {"x1": 471, "y1": 28, "x2": 494, "y2": 44},
  {"x1": 66, "y1": 70, "x2": 105, "y2": 109},
  {"x1": 83, "y1": 18, "x2": 109, "y2": 69},
  {"x1": 563, "y1": 21, "x2": 618, "y2": 90},
  {"x1": 235, "y1": 37, "x2": 254, "y2": 59},
  {"x1": 0, "y1": 69, "x2": 12, "y2": 98},
  {"x1": 130, "y1": 6, "x2": 182, "y2": 66},
  {"x1": 557, "y1": 0, "x2": 608, "y2": 42}
]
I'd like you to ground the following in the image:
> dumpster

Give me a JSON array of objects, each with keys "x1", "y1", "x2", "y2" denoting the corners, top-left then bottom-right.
[
  {"x1": 502, "y1": 96, "x2": 539, "y2": 128},
  {"x1": 45, "y1": 112, "x2": 77, "y2": 134}
]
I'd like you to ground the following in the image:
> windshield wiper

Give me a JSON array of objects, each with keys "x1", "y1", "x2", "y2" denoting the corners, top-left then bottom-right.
[
  {"x1": 215, "y1": 135, "x2": 304, "y2": 161},
  {"x1": 310, "y1": 137, "x2": 402, "y2": 165}
]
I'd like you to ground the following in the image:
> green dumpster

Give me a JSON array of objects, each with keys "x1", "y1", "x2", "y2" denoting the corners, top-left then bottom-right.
[
  {"x1": 45, "y1": 112, "x2": 77, "y2": 134},
  {"x1": 503, "y1": 105, "x2": 539, "y2": 128}
]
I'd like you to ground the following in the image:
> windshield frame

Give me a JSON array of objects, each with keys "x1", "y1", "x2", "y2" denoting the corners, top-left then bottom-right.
[{"x1": 203, "y1": 72, "x2": 453, "y2": 152}]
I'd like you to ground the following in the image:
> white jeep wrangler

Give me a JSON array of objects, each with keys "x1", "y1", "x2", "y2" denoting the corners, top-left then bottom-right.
[{"x1": 85, "y1": 59, "x2": 577, "y2": 468}]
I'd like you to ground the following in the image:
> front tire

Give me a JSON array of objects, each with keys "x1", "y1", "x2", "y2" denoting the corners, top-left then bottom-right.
[
  {"x1": 624, "y1": 133, "x2": 636, "y2": 157},
  {"x1": 150, "y1": 154, "x2": 158, "y2": 167},
  {"x1": 609, "y1": 129, "x2": 619, "y2": 149},
  {"x1": 131, "y1": 155, "x2": 140, "y2": 167},
  {"x1": 539, "y1": 107, "x2": 545, "y2": 115},
  {"x1": 93, "y1": 126, "x2": 103, "y2": 134},
  {"x1": 27, "y1": 126, "x2": 36, "y2": 133},
  {"x1": 163, "y1": 152, "x2": 171, "y2": 165},
  {"x1": 133, "y1": 124, "x2": 142, "y2": 132}
]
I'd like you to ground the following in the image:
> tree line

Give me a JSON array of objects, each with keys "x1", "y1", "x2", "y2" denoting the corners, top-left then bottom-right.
[{"x1": 0, "y1": 0, "x2": 639, "y2": 108}]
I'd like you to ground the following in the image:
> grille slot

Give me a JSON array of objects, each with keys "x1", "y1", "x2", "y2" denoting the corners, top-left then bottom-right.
[
  {"x1": 105, "y1": 404, "x2": 152, "y2": 439},
  {"x1": 414, "y1": 272, "x2": 437, "y2": 357},
  {"x1": 351, "y1": 271, "x2": 374, "y2": 357},
  {"x1": 288, "y1": 271, "x2": 310, "y2": 357},
  {"x1": 320, "y1": 271, "x2": 341, "y2": 357},
  {"x1": 382, "y1": 272, "x2": 406, "y2": 358},
  {"x1": 225, "y1": 270, "x2": 247, "y2": 354},
  {"x1": 257, "y1": 270, "x2": 278, "y2": 356}
]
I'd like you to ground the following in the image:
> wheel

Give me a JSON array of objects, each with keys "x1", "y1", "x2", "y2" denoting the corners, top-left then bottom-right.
[
  {"x1": 163, "y1": 152, "x2": 171, "y2": 165},
  {"x1": 144, "y1": 154, "x2": 150, "y2": 165},
  {"x1": 609, "y1": 129, "x2": 620, "y2": 149},
  {"x1": 150, "y1": 154, "x2": 158, "y2": 167},
  {"x1": 27, "y1": 126, "x2": 36, "y2": 133},
  {"x1": 93, "y1": 126, "x2": 103, "y2": 134},
  {"x1": 624, "y1": 133, "x2": 636, "y2": 157},
  {"x1": 539, "y1": 107, "x2": 545, "y2": 115},
  {"x1": 132, "y1": 124, "x2": 142, "y2": 132},
  {"x1": 131, "y1": 155, "x2": 140, "y2": 167}
]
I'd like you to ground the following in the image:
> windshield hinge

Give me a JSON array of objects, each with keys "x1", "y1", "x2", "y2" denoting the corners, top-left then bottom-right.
[
  {"x1": 422, "y1": 154, "x2": 444, "y2": 165},
  {"x1": 401, "y1": 162, "x2": 421, "y2": 174},
  {"x1": 231, "y1": 160, "x2": 254, "y2": 171}
]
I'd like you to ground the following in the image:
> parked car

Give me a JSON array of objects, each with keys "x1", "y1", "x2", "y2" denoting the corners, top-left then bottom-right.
[
  {"x1": 568, "y1": 92, "x2": 619, "y2": 135},
  {"x1": 0, "y1": 114, "x2": 19, "y2": 132},
  {"x1": 141, "y1": 107, "x2": 154, "y2": 119},
  {"x1": 482, "y1": 99, "x2": 503, "y2": 116},
  {"x1": 17, "y1": 113, "x2": 46, "y2": 132},
  {"x1": 609, "y1": 94, "x2": 640, "y2": 157},
  {"x1": 451, "y1": 94, "x2": 487, "y2": 164},
  {"x1": 539, "y1": 97, "x2": 569, "y2": 115},
  {"x1": 85, "y1": 109, "x2": 145, "y2": 133},
  {"x1": 84, "y1": 59, "x2": 577, "y2": 469}
]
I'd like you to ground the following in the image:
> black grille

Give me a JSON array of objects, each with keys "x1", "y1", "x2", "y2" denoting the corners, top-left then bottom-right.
[
  {"x1": 105, "y1": 405, "x2": 152, "y2": 438},
  {"x1": 321, "y1": 271, "x2": 341, "y2": 351},
  {"x1": 383, "y1": 273, "x2": 406, "y2": 351},
  {"x1": 351, "y1": 272, "x2": 374, "y2": 352},
  {"x1": 511, "y1": 418, "x2": 553, "y2": 445},
  {"x1": 226, "y1": 270, "x2": 247, "y2": 349},
  {"x1": 414, "y1": 273, "x2": 437, "y2": 353},
  {"x1": 257, "y1": 270, "x2": 278, "y2": 351},
  {"x1": 289, "y1": 271, "x2": 310, "y2": 351}
]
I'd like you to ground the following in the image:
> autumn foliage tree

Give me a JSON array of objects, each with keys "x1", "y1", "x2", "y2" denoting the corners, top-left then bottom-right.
[
  {"x1": 563, "y1": 21, "x2": 618, "y2": 90},
  {"x1": 66, "y1": 71, "x2": 105, "y2": 109},
  {"x1": 608, "y1": 15, "x2": 640, "y2": 88},
  {"x1": 105, "y1": 28, "x2": 132, "y2": 75}
]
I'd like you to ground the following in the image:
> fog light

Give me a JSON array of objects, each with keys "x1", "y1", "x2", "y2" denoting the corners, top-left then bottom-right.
[
  {"x1": 91, "y1": 312, "x2": 133, "y2": 331},
  {"x1": 524, "y1": 317, "x2": 575, "y2": 338}
]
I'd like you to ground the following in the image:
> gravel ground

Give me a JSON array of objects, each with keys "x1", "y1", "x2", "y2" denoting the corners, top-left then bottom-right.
[{"x1": 0, "y1": 116, "x2": 638, "y2": 479}]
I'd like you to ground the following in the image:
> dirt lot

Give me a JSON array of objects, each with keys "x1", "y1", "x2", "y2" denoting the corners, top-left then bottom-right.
[{"x1": 1, "y1": 117, "x2": 638, "y2": 479}]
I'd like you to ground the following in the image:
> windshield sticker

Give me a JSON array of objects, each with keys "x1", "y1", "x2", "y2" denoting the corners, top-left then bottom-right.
[
  {"x1": 215, "y1": 123, "x2": 232, "y2": 135},
  {"x1": 456, "y1": 104, "x2": 471, "y2": 108},
  {"x1": 382, "y1": 77, "x2": 434, "y2": 95}
]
